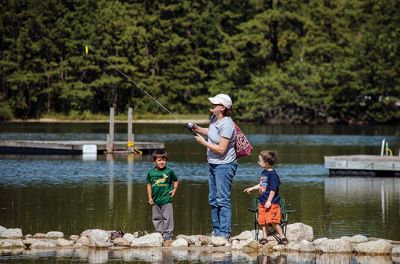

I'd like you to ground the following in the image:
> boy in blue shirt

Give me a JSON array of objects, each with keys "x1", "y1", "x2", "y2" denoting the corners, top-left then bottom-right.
[{"x1": 244, "y1": 150, "x2": 288, "y2": 245}]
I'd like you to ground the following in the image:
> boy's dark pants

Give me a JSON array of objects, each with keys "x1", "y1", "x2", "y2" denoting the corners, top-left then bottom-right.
[{"x1": 152, "y1": 203, "x2": 174, "y2": 240}]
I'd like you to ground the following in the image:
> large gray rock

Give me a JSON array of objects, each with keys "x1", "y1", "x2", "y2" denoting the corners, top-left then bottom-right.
[
  {"x1": 286, "y1": 223, "x2": 313, "y2": 242},
  {"x1": 353, "y1": 240, "x2": 393, "y2": 255},
  {"x1": 0, "y1": 228, "x2": 23, "y2": 238},
  {"x1": 315, "y1": 238, "x2": 352, "y2": 253},
  {"x1": 131, "y1": 233, "x2": 163, "y2": 247}
]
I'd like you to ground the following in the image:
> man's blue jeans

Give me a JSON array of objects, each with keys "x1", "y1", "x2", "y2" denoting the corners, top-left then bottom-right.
[{"x1": 208, "y1": 160, "x2": 238, "y2": 239}]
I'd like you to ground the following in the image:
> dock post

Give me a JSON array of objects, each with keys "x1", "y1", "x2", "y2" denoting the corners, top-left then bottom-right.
[
  {"x1": 107, "y1": 107, "x2": 115, "y2": 153},
  {"x1": 127, "y1": 107, "x2": 134, "y2": 152}
]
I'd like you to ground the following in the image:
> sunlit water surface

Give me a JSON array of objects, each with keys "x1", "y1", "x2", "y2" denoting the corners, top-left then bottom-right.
[{"x1": 0, "y1": 123, "x2": 399, "y2": 263}]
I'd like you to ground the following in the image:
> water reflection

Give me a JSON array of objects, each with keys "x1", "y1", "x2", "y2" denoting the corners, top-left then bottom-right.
[
  {"x1": 323, "y1": 177, "x2": 400, "y2": 239},
  {"x1": 325, "y1": 177, "x2": 400, "y2": 223},
  {"x1": 1, "y1": 248, "x2": 397, "y2": 263}
]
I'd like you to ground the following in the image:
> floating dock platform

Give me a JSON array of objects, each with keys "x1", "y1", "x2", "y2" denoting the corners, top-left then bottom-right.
[
  {"x1": 0, "y1": 140, "x2": 164, "y2": 155},
  {"x1": 324, "y1": 155, "x2": 400, "y2": 177}
]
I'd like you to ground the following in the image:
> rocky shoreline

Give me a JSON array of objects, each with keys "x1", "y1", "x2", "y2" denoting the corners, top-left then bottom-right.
[{"x1": 1, "y1": 223, "x2": 400, "y2": 263}]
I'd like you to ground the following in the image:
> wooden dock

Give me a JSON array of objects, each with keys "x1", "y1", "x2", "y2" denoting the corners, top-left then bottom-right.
[
  {"x1": 0, "y1": 140, "x2": 164, "y2": 155},
  {"x1": 324, "y1": 155, "x2": 400, "y2": 177}
]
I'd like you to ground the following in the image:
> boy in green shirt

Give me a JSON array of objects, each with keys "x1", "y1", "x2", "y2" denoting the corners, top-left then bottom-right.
[{"x1": 146, "y1": 150, "x2": 178, "y2": 243}]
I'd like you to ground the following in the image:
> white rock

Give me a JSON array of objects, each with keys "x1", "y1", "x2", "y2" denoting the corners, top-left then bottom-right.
[
  {"x1": 30, "y1": 240, "x2": 57, "y2": 248},
  {"x1": 69, "y1": 235, "x2": 79, "y2": 241},
  {"x1": 351, "y1": 234, "x2": 368, "y2": 243},
  {"x1": 353, "y1": 240, "x2": 393, "y2": 255},
  {"x1": 315, "y1": 238, "x2": 352, "y2": 253},
  {"x1": 286, "y1": 223, "x2": 313, "y2": 242},
  {"x1": 176, "y1": 234, "x2": 200, "y2": 245},
  {"x1": 313, "y1": 237, "x2": 328, "y2": 245},
  {"x1": 33, "y1": 233, "x2": 46, "y2": 238},
  {"x1": 0, "y1": 228, "x2": 23, "y2": 238},
  {"x1": 392, "y1": 244, "x2": 400, "y2": 255},
  {"x1": 231, "y1": 230, "x2": 253, "y2": 241},
  {"x1": 0, "y1": 239, "x2": 25, "y2": 248},
  {"x1": 122, "y1": 233, "x2": 136, "y2": 243},
  {"x1": 286, "y1": 240, "x2": 315, "y2": 252},
  {"x1": 74, "y1": 236, "x2": 92, "y2": 247},
  {"x1": 113, "y1": 237, "x2": 131, "y2": 247},
  {"x1": 0, "y1": 226, "x2": 6, "y2": 234},
  {"x1": 250, "y1": 230, "x2": 262, "y2": 240},
  {"x1": 86, "y1": 229, "x2": 112, "y2": 248},
  {"x1": 231, "y1": 240, "x2": 243, "y2": 250},
  {"x1": 45, "y1": 231, "x2": 64, "y2": 238},
  {"x1": 171, "y1": 238, "x2": 188, "y2": 247},
  {"x1": 56, "y1": 238, "x2": 75, "y2": 247},
  {"x1": 131, "y1": 233, "x2": 163, "y2": 247}
]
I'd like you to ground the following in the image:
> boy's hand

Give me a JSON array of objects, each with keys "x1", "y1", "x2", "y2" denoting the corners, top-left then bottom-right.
[
  {"x1": 148, "y1": 198, "x2": 154, "y2": 205},
  {"x1": 265, "y1": 201, "x2": 272, "y2": 208},
  {"x1": 169, "y1": 188, "x2": 177, "y2": 197},
  {"x1": 243, "y1": 187, "x2": 253, "y2": 194}
]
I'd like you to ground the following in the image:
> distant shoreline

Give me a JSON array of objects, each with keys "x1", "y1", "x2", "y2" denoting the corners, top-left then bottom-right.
[{"x1": 4, "y1": 118, "x2": 210, "y2": 124}]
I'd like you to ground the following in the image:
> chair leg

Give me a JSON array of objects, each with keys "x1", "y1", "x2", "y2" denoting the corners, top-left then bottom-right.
[{"x1": 254, "y1": 213, "x2": 259, "y2": 241}]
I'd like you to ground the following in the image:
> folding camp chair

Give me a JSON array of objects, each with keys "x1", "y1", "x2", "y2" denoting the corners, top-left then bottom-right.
[{"x1": 248, "y1": 197, "x2": 295, "y2": 243}]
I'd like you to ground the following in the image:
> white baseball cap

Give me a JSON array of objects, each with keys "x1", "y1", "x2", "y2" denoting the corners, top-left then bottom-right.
[{"x1": 208, "y1": 94, "x2": 232, "y2": 109}]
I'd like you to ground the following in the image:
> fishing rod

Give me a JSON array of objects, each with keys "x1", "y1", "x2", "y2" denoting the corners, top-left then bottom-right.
[{"x1": 85, "y1": 45, "x2": 184, "y2": 124}]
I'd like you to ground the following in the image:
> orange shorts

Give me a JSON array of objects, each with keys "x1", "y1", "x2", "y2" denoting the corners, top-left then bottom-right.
[{"x1": 258, "y1": 203, "x2": 281, "y2": 225}]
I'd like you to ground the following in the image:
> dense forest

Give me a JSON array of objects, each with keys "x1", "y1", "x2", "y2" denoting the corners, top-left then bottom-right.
[{"x1": 0, "y1": 0, "x2": 399, "y2": 124}]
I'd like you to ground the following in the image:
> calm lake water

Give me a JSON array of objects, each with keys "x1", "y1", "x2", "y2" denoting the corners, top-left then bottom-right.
[{"x1": 0, "y1": 122, "x2": 399, "y2": 263}]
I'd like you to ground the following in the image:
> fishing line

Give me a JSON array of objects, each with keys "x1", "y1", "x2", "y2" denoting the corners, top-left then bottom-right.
[{"x1": 86, "y1": 45, "x2": 183, "y2": 124}]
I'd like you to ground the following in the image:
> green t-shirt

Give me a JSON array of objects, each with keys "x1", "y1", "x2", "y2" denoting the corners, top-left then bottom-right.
[{"x1": 146, "y1": 167, "x2": 178, "y2": 205}]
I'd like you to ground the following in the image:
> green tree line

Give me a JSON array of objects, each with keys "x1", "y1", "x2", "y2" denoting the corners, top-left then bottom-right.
[{"x1": 1, "y1": 0, "x2": 399, "y2": 124}]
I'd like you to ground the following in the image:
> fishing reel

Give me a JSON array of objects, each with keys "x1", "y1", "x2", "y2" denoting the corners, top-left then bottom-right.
[{"x1": 185, "y1": 122, "x2": 198, "y2": 136}]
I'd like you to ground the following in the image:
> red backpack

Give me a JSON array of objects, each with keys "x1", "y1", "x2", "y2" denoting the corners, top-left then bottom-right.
[{"x1": 234, "y1": 123, "x2": 253, "y2": 159}]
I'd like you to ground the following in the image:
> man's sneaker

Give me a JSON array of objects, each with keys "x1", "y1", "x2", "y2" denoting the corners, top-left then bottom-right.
[{"x1": 210, "y1": 236, "x2": 229, "y2": 246}]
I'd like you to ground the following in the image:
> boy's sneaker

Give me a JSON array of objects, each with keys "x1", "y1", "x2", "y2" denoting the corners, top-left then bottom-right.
[
  {"x1": 259, "y1": 238, "x2": 268, "y2": 245},
  {"x1": 279, "y1": 237, "x2": 289, "y2": 245}
]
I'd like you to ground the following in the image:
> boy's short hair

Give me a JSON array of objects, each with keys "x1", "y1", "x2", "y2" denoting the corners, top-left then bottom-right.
[
  {"x1": 152, "y1": 149, "x2": 168, "y2": 161},
  {"x1": 260, "y1": 150, "x2": 278, "y2": 166}
]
